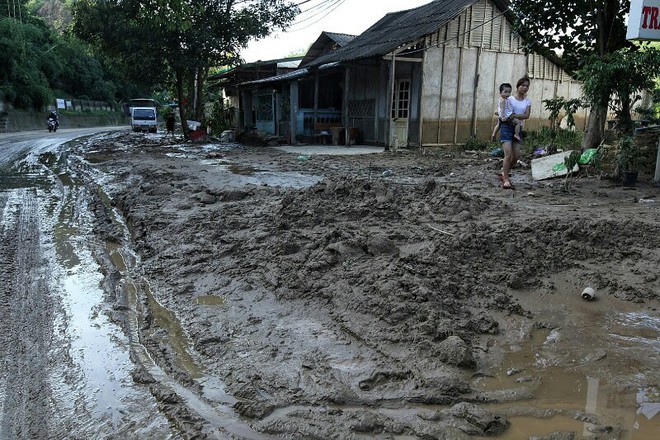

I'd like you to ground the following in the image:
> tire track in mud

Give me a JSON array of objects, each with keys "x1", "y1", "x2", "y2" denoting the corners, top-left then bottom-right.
[
  {"x1": 0, "y1": 190, "x2": 53, "y2": 439},
  {"x1": 71, "y1": 150, "x2": 277, "y2": 439}
]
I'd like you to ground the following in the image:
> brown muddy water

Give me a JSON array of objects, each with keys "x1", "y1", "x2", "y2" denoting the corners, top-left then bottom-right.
[{"x1": 473, "y1": 324, "x2": 659, "y2": 439}]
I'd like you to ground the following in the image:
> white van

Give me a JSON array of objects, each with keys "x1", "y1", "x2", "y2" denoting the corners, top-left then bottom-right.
[{"x1": 131, "y1": 107, "x2": 158, "y2": 132}]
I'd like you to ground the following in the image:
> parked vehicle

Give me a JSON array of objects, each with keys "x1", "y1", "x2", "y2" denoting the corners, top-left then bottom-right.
[
  {"x1": 131, "y1": 107, "x2": 158, "y2": 133},
  {"x1": 47, "y1": 117, "x2": 58, "y2": 132}
]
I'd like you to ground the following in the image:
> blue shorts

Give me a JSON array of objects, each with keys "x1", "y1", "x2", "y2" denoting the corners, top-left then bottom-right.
[{"x1": 500, "y1": 122, "x2": 516, "y2": 143}]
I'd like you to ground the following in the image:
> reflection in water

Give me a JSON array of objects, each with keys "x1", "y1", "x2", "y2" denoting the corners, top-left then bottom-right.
[
  {"x1": 51, "y1": 187, "x2": 170, "y2": 437},
  {"x1": 473, "y1": 326, "x2": 660, "y2": 439},
  {"x1": 583, "y1": 376, "x2": 598, "y2": 437},
  {"x1": 637, "y1": 388, "x2": 660, "y2": 420},
  {"x1": 143, "y1": 283, "x2": 205, "y2": 378}
]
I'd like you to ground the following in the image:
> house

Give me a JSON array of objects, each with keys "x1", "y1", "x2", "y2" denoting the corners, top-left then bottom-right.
[
  {"x1": 209, "y1": 56, "x2": 303, "y2": 133},
  {"x1": 222, "y1": 0, "x2": 587, "y2": 147}
]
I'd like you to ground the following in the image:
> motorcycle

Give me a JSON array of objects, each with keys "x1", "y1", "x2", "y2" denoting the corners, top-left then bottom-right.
[{"x1": 47, "y1": 117, "x2": 58, "y2": 132}]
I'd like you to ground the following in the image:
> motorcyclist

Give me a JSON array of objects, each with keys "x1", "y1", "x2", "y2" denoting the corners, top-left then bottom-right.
[{"x1": 47, "y1": 110, "x2": 59, "y2": 129}]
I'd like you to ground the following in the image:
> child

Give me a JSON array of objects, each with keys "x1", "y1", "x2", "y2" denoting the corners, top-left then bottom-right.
[{"x1": 491, "y1": 83, "x2": 522, "y2": 142}]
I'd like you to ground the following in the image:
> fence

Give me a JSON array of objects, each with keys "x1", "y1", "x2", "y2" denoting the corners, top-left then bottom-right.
[{"x1": 55, "y1": 98, "x2": 116, "y2": 112}]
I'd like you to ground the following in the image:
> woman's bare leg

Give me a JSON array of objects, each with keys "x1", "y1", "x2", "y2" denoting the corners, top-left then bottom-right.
[{"x1": 502, "y1": 141, "x2": 513, "y2": 186}]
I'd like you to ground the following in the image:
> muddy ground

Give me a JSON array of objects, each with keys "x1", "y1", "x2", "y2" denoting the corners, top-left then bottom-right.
[{"x1": 70, "y1": 131, "x2": 659, "y2": 439}]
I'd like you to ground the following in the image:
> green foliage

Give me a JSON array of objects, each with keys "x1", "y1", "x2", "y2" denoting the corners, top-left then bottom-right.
[
  {"x1": 578, "y1": 47, "x2": 660, "y2": 135},
  {"x1": 524, "y1": 127, "x2": 583, "y2": 155},
  {"x1": 617, "y1": 136, "x2": 641, "y2": 172},
  {"x1": 512, "y1": 1, "x2": 632, "y2": 146},
  {"x1": 0, "y1": 11, "x2": 131, "y2": 110},
  {"x1": 72, "y1": 0, "x2": 300, "y2": 132},
  {"x1": 462, "y1": 136, "x2": 497, "y2": 151},
  {"x1": 512, "y1": 0, "x2": 631, "y2": 73},
  {"x1": 634, "y1": 87, "x2": 660, "y2": 125},
  {"x1": 0, "y1": 17, "x2": 54, "y2": 109},
  {"x1": 561, "y1": 149, "x2": 581, "y2": 192},
  {"x1": 543, "y1": 96, "x2": 583, "y2": 130},
  {"x1": 207, "y1": 98, "x2": 234, "y2": 135}
]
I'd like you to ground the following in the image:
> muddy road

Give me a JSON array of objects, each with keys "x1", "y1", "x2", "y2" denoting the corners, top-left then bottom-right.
[{"x1": 1, "y1": 129, "x2": 658, "y2": 439}]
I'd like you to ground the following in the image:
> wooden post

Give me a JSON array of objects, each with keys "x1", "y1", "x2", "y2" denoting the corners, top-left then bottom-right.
[
  {"x1": 344, "y1": 66, "x2": 350, "y2": 146},
  {"x1": 314, "y1": 72, "x2": 319, "y2": 125},
  {"x1": 290, "y1": 80, "x2": 299, "y2": 145},
  {"x1": 471, "y1": 48, "x2": 481, "y2": 137},
  {"x1": 437, "y1": 42, "x2": 446, "y2": 145},
  {"x1": 654, "y1": 138, "x2": 660, "y2": 184},
  {"x1": 388, "y1": 53, "x2": 396, "y2": 150},
  {"x1": 454, "y1": 46, "x2": 464, "y2": 144}
]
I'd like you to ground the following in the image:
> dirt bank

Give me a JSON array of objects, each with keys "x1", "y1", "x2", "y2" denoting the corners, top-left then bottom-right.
[{"x1": 72, "y1": 131, "x2": 659, "y2": 439}]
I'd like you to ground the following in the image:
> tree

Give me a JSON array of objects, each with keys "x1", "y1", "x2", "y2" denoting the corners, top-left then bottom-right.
[
  {"x1": 72, "y1": 0, "x2": 299, "y2": 137},
  {"x1": 578, "y1": 47, "x2": 660, "y2": 134},
  {"x1": 512, "y1": 0, "x2": 633, "y2": 147},
  {"x1": 0, "y1": 17, "x2": 54, "y2": 109}
]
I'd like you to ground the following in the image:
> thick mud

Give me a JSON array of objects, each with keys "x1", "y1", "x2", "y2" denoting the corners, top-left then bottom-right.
[{"x1": 54, "y1": 132, "x2": 660, "y2": 438}]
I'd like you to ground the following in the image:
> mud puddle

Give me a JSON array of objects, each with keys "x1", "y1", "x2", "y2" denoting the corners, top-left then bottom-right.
[
  {"x1": 214, "y1": 162, "x2": 322, "y2": 188},
  {"x1": 473, "y1": 322, "x2": 659, "y2": 439},
  {"x1": 49, "y1": 166, "x2": 172, "y2": 436}
]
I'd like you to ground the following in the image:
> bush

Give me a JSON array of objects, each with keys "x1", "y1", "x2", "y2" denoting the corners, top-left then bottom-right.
[
  {"x1": 462, "y1": 136, "x2": 498, "y2": 151},
  {"x1": 524, "y1": 127, "x2": 583, "y2": 154},
  {"x1": 207, "y1": 99, "x2": 234, "y2": 136}
]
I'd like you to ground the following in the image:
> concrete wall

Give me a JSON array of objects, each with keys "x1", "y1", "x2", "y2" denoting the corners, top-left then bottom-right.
[
  {"x1": 422, "y1": 47, "x2": 528, "y2": 144},
  {"x1": 1, "y1": 109, "x2": 129, "y2": 133},
  {"x1": 420, "y1": 46, "x2": 587, "y2": 145}
]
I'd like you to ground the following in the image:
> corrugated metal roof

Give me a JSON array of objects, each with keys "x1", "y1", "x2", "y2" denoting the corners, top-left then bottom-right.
[
  {"x1": 300, "y1": 31, "x2": 356, "y2": 67},
  {"x1": 305, "y1": 0, "x2": 502, "y2": 67},
  {"x1": 241, "y1": 68, "x2": 310, "y2": 86},
  {"x1": 324, "y1": 32, "x2": 356, "y2": 47},
  {"x1": 208, "y1": 56, "x2": 304, "y2": 81},
  {"x1": 244, "y1": 31, "x2": 356, "y2": 86},
  {"x1": 277, "y1": 59, "x2": 302, "y2": 69}
]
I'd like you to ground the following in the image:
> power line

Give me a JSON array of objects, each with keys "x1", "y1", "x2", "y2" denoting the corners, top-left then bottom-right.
[{"x1": 288, "y1": 0, "x2": 346, "y2": 32}]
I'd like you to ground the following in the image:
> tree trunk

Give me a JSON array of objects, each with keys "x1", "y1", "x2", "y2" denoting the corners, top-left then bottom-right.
[
  {"x1": 176, "y1": 69, "x2": 189, "y2": 139},
  {"x1": 194, "y1": 67, "x2": 207, "y2": 122},
  {"x1": 583, "y1": 105, "x2": 607, "y2": 149}
]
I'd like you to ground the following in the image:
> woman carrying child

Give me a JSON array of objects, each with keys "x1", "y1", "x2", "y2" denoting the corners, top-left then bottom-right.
[{"x1": 498, "y1": 77, "x2": 532, "y2": 189}]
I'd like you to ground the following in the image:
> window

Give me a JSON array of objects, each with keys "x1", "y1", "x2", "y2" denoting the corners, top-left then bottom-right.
[
  {"x1": 132, "y1": 109, "x2": 155, "y2": 120},
  {"x1": 256, "y1": 94, "x2": 273, "y2": 121},
  {"x1": 391, "y1": 79, "x2": 410, "y2": 119}
]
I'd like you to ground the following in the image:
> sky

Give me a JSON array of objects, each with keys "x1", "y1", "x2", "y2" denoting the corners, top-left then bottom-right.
[{"x1": 241, "y1": 0, "x2": 432, "y2": 62}]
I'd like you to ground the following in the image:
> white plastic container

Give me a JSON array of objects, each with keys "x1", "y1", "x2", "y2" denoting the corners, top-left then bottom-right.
[{"x1": 581, "y1": 287, "x2": 596, "y2": 301}]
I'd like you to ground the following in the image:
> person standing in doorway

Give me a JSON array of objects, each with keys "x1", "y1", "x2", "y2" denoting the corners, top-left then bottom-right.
[{"x1": 499, "y1": 77, "x2": 531, "y2": 189}]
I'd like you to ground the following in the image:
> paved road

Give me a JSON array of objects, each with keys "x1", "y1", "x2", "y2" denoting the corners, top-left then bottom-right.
[{"x1": 0, "y1": 127, "x2": 128, "y2": 166}]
